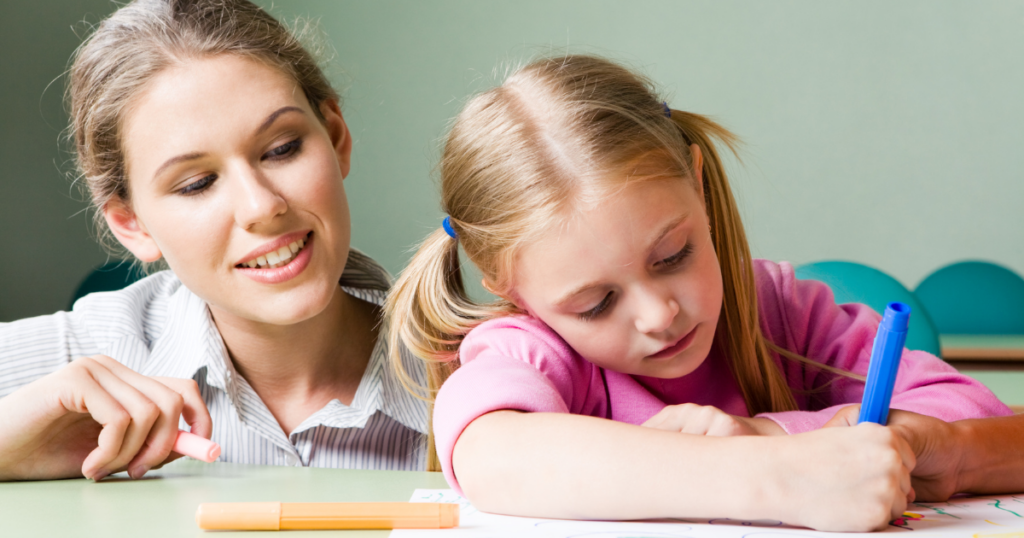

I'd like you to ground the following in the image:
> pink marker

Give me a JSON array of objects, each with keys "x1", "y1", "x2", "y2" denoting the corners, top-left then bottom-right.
[{"x1": 174, "y1": 431, "x2": 221, "y2": 463}]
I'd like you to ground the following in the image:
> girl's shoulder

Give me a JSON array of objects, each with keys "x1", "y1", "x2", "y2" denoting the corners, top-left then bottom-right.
[
  {"x1": 460, "y1": 314, "x2": 591, "y2": 373},
  {"x1": 751, "y1": 258, "x2": 881, "y2": 360}
]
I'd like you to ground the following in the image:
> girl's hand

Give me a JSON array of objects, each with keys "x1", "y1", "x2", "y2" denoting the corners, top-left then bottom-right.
[
  {"x1": 824, "y1": 404, "x2": 962, "y2": 501},
  {"x1": 642, "y1": 403, "x2": 782, "y2": 436},
  {"x1": 0, "y1": 355, "x2": 212, "y2": 481},
  {"x1": 775, "y1": 424, "x2": 915, "y2": 531}
]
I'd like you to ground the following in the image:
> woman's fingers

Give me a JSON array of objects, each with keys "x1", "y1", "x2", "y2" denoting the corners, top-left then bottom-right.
[
  {"x1": 72, "y1": 356, "x2": 210, "y2": 480},
  {"x1": 77, "y1": 357, "x2": 162, "y2": 479},
  {"x1": 129, "y1": 378, "x2": 213, "y2": 475},
  {"x1": 157, "y1": 377, "x2": 212, "y2": 440},
  {"x1": 66, "y1": 371, "x2": 133, "y2": 480}
]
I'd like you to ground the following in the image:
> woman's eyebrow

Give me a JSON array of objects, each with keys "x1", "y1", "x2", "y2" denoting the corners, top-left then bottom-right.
[
  {"x1": 152, "y1": 106, "x2": 307, "y2": 181},
  {"x1": 254, "y1": 106, "x2": 305, "y2": 135}
]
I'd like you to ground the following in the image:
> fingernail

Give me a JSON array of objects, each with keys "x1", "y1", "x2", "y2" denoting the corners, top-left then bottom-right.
[
  {"x1": 91, "y1": 469, "x2": 109, "y2": 481},
  {"x1": 129, "y1": 465, "x2": 149, "y2": 479}
]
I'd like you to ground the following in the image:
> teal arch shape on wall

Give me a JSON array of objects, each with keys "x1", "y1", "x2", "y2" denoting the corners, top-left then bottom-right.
[
  {"x1": 795, "y1": 261, "x2": 941, "y2": 356},
  {"x1": 915, "y1": 261, "x2": 1024, "y2": 335}
]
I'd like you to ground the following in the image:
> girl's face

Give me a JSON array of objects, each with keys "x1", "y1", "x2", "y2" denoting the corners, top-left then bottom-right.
[
  {"x1": 107, "y1": 54, "x2": 353, "y2": 327},
  {"x1": 510, "y1": 170, "x2": 724, "y2": 379}
]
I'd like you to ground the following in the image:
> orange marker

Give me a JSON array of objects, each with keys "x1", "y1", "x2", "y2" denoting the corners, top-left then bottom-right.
[{"x1": 195, "y1": 502, "x2": 459, "y2": 530}]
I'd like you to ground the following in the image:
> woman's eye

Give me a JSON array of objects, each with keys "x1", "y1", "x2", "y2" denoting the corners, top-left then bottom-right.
[
  {"x1": 263, "y1": 138, "x2": 302, "y2": 160},
  {"x1": 659, "y1": 243, "x2": 695, "y2": 268},
  {"x1": 179, "y1": 174, "x2": 216, "y2": 196},
  {"x1": 578, "y1": 292, "x2": 614, "y2": 322}
]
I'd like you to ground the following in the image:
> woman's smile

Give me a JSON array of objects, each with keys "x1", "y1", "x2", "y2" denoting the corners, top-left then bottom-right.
[{"x1": 235, "y1": 231, "x2": 314, "y2": 284}]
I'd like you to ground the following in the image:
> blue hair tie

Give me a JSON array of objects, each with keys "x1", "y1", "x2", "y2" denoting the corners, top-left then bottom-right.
[
  {"x1": 662, "y1": 102, "x2": 672, "y2": 118},
  {"x1": 442, "y1": 216, "x2": 458, "y2": 239}
]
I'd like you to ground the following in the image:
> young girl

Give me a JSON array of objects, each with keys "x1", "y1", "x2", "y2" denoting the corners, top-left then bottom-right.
[
  {"x1": 0, "y1": 0, "x2": 427, "y2": 481},
  {"x1": 386, "y1": 55, "x2": 1011, "y2": 531}
]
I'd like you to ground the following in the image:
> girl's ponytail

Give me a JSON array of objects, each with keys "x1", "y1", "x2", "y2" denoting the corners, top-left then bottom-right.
[{"x1": 384, "y1": 226, "x2": 502, "y2": 471}]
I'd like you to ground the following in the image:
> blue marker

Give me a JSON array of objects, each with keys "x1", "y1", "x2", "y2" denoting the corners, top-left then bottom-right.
[{"x1": 858, "y1": 302, "x2": 911, "y2": 425}]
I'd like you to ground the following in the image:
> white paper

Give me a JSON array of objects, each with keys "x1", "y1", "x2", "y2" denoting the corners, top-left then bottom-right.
[{"x1": 391, "y1": 489, "x2": 1024, "y2": 537}]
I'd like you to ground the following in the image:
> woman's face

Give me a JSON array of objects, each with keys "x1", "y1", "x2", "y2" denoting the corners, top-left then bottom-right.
[{"x1": 109, "y1": 54, "x2": 352, "y2": 326}]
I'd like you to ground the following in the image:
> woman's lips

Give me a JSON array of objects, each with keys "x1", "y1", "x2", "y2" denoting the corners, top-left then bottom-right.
[
  {"x1": 235, "y1": 232, "x2": 314, "y2": 284},
  {"x1": 647, "y1": 326, "x2": 698, "y2": 360}
]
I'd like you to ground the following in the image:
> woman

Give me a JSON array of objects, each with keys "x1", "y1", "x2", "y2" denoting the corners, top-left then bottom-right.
[{"x1": 0, "y1": 0, "x2": 426, "y2": 481}]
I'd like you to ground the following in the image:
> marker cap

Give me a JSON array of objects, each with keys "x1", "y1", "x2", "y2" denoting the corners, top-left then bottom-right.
[
  {"x1": 174, "y1": 431, "x2": 221, "y2": 463},
  {"x1": 881, "y1": 301, "x2": 911, "y2": 333}
]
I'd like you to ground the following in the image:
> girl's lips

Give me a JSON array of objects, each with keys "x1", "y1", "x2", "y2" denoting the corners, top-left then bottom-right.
[
  {"x1": 647, "y1": 326, "x2": 698, "y2": 360},
  {"x1": 235, "y1": 233, "x2": 313, "y2": 284}
]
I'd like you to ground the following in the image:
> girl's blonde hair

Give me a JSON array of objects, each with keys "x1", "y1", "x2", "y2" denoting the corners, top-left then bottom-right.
[
  {"x1": 68, "y1": 0, "x2": 338, "y2": 258},
  {"x1": 387, "y1": 55, "x2": 833, "y2": 471}
]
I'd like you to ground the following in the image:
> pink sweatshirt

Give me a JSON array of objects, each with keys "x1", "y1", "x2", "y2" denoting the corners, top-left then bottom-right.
[{"x1": 433, "y1": 260, "x2": 1011, "y2": 493}]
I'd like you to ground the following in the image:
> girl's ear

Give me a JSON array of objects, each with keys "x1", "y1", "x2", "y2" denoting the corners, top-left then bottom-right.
[
  {"x1": 103, "y1": 199, "x2": 162, "y2": 262},
  {"x1": 319, "y1": 99, "x2": 353, "y2": 179},
  {"x1": 484, "y1": 279, "x2": 532, "y2": 314},
  {"x1": 481, "y1": 278, "x2": 500, "y2": 297},
  {"x1": 689, "y1": 143, "x2": 706, "y2": 208}
]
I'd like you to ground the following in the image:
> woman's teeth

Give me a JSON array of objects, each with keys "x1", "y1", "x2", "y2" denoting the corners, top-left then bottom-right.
[{"x1": 243, "y1": 237, "x2": 306, "y2": 269}]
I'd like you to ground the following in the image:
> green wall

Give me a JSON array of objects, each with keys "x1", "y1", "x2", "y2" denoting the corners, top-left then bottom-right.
[{"x1": 3, "y1": 0, "x2": 1024, "y2": 322}]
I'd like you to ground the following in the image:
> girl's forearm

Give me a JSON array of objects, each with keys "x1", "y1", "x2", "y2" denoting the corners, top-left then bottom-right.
[
  {"x1": 955, "y1": 415, "x2": 1024, "y2": 495},
  {"x1": 453, "y1": 411, "x2": 779, "y2": 521},
  {"x1": 453, "y1": 410, "x2": 912, "y2": 531}
]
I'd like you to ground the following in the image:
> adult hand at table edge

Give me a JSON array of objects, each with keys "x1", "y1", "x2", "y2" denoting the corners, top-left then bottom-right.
[
  {"x1": 822, "y1": 404, "x2": 962, "y2": 502},
  {"x1": 0, "y1": 355, "x2": 212, "y2": 482}
]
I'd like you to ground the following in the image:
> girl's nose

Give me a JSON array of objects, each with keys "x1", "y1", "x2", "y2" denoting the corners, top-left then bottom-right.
[
  {"x1": 633, "y1": 288, "x2": 680, "y2": 335},
  {"x1": 233, "y1": 164, "x2": 287, "y2": 229}
]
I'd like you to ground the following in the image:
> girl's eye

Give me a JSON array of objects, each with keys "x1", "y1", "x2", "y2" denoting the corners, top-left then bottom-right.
[
  {"x1": 578, "y1": 292, "x2": 614, "y2": 322},
  {"x1": 263, "y1": 138, "x2": 302, "y2": 160},
  {"x1": 179, "y1": 174, "x2": 216, "y2": 196},
  {"x1": 658, "y1": 243, "x2": 695, "y2": 268}
]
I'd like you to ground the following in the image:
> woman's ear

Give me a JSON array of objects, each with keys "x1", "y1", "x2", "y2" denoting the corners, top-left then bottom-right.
[
  {"x1": 103, "y1": 199, "x2": 162, "y2": 262},
  {"x1": 320, "y1": 99, "x2": 352, "y2": 179}
]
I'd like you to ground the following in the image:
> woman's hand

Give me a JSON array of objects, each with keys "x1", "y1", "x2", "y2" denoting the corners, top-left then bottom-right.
[
  {"x1": 641, "y1": 403, "x2": 784, "y2": 436},
  {"x1": 774, "y1": 424, "x2": 916, "y2": 531},
  {"x1": 823, "y1": 404, "x2": 961, "y2": 502},
  {"x1": 0, "y1": 355, "x2": 212, "y2": 481}
]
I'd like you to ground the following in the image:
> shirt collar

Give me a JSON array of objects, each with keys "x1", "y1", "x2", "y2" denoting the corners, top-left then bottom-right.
[{"x1": 141, "y1": 249, "x2": 428, "y2": 434}]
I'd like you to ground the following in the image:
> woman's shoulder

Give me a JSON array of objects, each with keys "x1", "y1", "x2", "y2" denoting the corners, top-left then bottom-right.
[{"x1": 70, "y1": 270, "x2": 192, "y2": 345}]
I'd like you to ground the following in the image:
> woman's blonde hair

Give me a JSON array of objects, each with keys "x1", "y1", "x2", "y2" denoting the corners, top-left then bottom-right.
[
  {"x1": 68, "y1": 0, "x2": 338, "y2": 259},
  {"x1": 386, "y1": 55, "x2": 840, "y2": 471}
]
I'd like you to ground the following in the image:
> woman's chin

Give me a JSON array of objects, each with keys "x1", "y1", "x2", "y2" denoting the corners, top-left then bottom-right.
[{"x1": 206, "y1": 278, "x2": 342, "y2": 328}]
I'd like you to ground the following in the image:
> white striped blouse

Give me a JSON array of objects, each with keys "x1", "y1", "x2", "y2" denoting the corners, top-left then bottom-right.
[{"x1": 0, "y1": 250, "x2": 429, "y2": 470}]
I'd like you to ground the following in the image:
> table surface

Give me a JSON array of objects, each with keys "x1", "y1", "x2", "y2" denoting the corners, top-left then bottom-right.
[{"x1": 0, "y1": 459, "x2": 449, "y2": 537}]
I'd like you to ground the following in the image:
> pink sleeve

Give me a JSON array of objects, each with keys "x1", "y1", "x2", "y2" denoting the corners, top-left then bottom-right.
[
  {"x1": 752, "y1": 260, "x2": 1012, "y2": 434},
  {"x1": 432, "y1": 316, "x2": 604, "y2": 494}
]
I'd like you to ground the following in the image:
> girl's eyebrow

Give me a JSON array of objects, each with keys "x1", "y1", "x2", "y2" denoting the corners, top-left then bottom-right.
[
  {"x1": 152, "y1": 106, "x2": 306, "y2": 181},
  {"x1": 553, "y1": 213, "x2": 690, "y2": 307}
]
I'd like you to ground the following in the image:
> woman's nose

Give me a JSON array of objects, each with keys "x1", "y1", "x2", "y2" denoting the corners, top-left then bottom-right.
[
  {"x1": 233, "y1": 164, "x2": 287, "y2": 229},
  {"x1": 633, "y1": 287, "x2": 680, "y2": 335}
]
